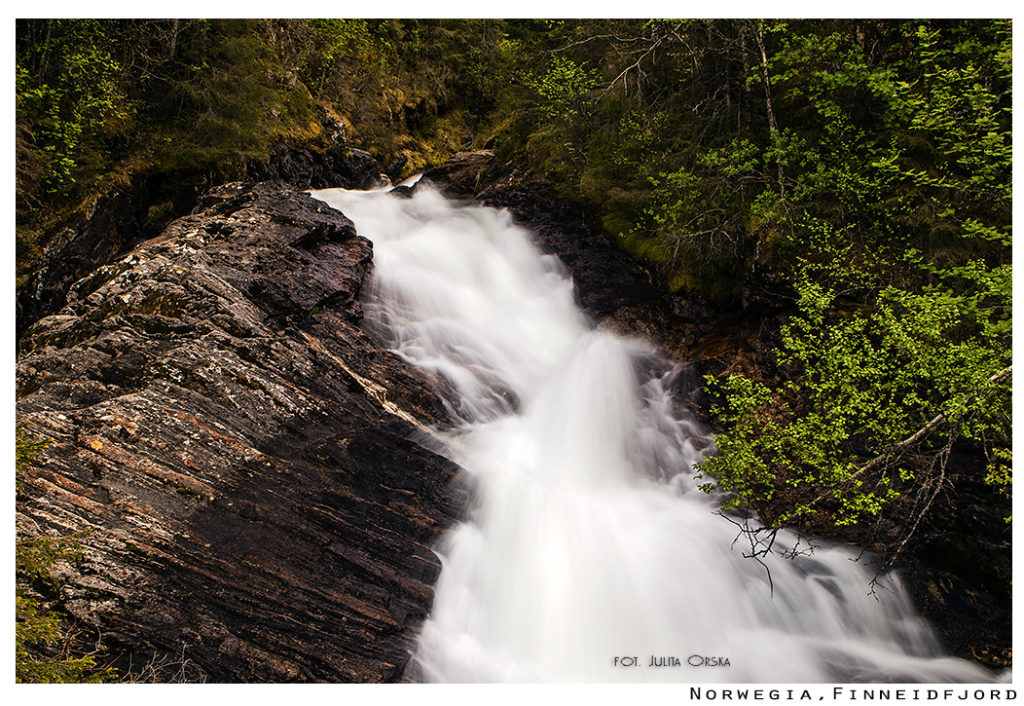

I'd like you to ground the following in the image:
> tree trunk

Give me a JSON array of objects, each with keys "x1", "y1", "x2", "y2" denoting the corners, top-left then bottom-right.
[
  {"x1": 169, "y1": 19, "x2": 180, "y2": 60},
  {"x1": 753, "y1": 21, "x2": 784, "y2": 197}
]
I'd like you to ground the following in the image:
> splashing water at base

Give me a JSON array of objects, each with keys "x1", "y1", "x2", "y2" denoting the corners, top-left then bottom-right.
[{"x1": 310, "y1": 184, "x2": 995, "y2": 683}]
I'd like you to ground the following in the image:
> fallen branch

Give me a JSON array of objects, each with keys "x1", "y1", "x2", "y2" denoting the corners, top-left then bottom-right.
[
  {"x1": 884, "y1": 429, "x2": 956, "y2": 568},
  {"x1": 808, "y1": 364, "x2": 1011, "y2": 510}
]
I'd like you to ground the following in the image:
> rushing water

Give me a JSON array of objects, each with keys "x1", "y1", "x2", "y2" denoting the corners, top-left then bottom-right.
[{"x1": 310, "y1": 183, "x2": 994, "y2": 683}]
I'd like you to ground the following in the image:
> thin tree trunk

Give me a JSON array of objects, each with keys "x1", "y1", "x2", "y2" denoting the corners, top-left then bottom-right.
[
  {"x1": 169, "y1": 19, "x2": 180, "y2": 60},
  {"x1": 753, "y1": 21, "x2": 784, "y2": 197},
  {"x1": 38, "y1": 19, "x2": 54, "y2": 76}
]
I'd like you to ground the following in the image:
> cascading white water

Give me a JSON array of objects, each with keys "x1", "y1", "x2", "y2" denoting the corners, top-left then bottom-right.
[{"x1": 310, "y1": 183, "x2": 995, "y2": 683}]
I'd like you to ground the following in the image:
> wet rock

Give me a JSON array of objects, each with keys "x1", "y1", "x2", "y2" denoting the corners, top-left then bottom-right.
[
  {"x1": 384, "y1": 155, "x2": 408, "y2": 182},
  {"x1": 331, "y1": 148, "x2": 389, "y2": 191},
  {"x1": 420, "y1": 150, "x2": 494, "y2": 198},
  {"x1": 16, "y1": 181, "x2": 461, "y2": 682},
  {"x1": 263, "y1": 144, "x2": 325, "y2": 188},
  {"x1": 17, "y1": 171, "x2": 184, "y2": 339},
  {"x1": 898, "y1": 450, "x2": 1012, "y2": 671},
  {"x1": 388, "y1": 185, "x2": 416, "y2": 199},
  {"x1": 262, "y1": 145, "x2": 388, "y2": 192},
  {"x1": 18, "y1": 133, "x2": 390, "y2": 339},
  {"x1": 902, "y1": 561, "x2": 1011, "y2": 672}
]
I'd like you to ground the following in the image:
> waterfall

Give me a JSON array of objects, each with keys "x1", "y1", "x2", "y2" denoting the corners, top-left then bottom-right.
[{"x1": 310, "y1": 183, "x2": 994, "y2": 683}]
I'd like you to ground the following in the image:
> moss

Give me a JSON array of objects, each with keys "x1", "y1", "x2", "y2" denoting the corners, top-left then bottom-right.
[
  {"x1": 123, "y1": 542, "x2": 157, "y2": 561},
  {"x1": 23, "y1": 324, "x2": 98, "y2": 354},
  {"x1": 233, "y1": 372, "x2": 267, "y2": 393},
  {"x1": 610, "y1": 229, "x2": 742, "y2": 304},
  {"x1": 16, "y1": 428, "x2": 51, "y2": 480},
  {"x1": 174, "y1": 486, "x2": 206, "y2": 501},
  {"x1": 16, "y1": 225, "x2": 44, "y2": 283}
]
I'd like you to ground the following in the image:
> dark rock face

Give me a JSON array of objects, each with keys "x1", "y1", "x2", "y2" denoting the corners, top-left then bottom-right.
[
  {"x1": 18, "y1": 188, "x2": 140, "y2": 341},
  {"x1": 419, "y1": 150, "x2": 494, "y2": 198},
  {"x1": 262, "y1": 145, "x2": 389, "y2": 191},
  {"x1": 17, "y1": 168, "x2": 222, "y2": 340},
  {"x1": 383, "y1": 155, "x2": 408, "y2": 183},
  {"x1": 388, "y1": 184, "x2": 416, "y2": 199},
  {"x1": 899, "y1": 451, "x2": 1012, "y2": 671},
  {"x1": 16, "y1": 181, "x2": 461, "y2": 682},
  {"x1": 331, "y1": 147, "x2": 389, "y2": 191}
]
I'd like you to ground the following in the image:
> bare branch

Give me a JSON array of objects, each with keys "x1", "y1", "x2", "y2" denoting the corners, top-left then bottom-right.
[
  {"x1": 600, "y1": 22, "x2": 685, "y2": 97},
  {"x1": 807, "y1": 364, "x2": 1011, "y2": 511},
  {"x1": 553, "y1": 33, "x2": 653, "y2": 53},
  {"x1": 884, "y1": 432, "x2": 955, "y2": 568}
]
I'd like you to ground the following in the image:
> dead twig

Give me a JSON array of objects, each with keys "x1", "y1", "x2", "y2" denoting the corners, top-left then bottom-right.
[{"x1": 807, "y1": 365, "x2": 1011, "y2": 511}]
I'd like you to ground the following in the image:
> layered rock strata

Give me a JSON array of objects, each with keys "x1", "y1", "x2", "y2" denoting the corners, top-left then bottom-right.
[{"x1": 16, "y1": 181, "x2": 461, "y2": 682}]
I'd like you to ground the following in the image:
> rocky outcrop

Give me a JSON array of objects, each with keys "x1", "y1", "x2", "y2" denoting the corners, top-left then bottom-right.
[
  {"x1": 17, "y1": 168, "x2": 215, "y2": 340},
  {"x1": 16, "y1": 181, "x2": 462, "y2": 682},
  {"x1": 261, "y1": 144, "x2": 389, "y2": 191},
  {"x1": 899, "y1": 454, "x2": 1012, "y2": 672},
  {"x1": 17, "y1": 138, "x2": 388, "y2": 340},
  {"x1": 419, "y1": 150, "x2": 494, "y2": 198}
]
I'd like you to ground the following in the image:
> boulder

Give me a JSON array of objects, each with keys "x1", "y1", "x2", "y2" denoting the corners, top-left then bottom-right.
[
  {"x1": 330, "y1": 147, "x2": 389, "y2": 191},
  {"x1": 419, "y1": 150, "x2": 495, "y2": 198},
  {"x1": 263, "y1": 145, "x2": 388, "y2": 192}
]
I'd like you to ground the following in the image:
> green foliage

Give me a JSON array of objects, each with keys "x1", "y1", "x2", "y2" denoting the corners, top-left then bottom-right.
[
  {"x1": 16, "y1": 534, "x2": 117, "y2": 683},
  {"x1": 16, "y1": 428, "x2": 50, "y2": 473},
  {"x1": 527, "y1": 55, "x2": 599, "y2": 121},
  {"x1": 15, "y1": 428, "x2": 114, "y2": 682},
  {"x1": 700, "y1": 266, "x2": 1010, "y2": 527},
  {"x1": 292, "y1": 19, "x2": 376, "y2": 98},
  {"x1": 16, "y1": 596, "x2": 109, "y2": 683},
  {"x1": 17, "y1": 534, "x2": 84, "y2": 588},
  {"x1": 630, "y1": 165, "x2": 746, "y2": 297},
  {"x1": 16, "y1": 24, "x2": 133, "y2": 193},
  {"x1": 15, "y1": 427, "x2": 50, "y2": 492},
  {"x1": 985, "y1": 447, "x2": 1012, "y2": 523},
  {"x1": 519, "y1": 54, "x2": 603, "y2": 179},
  {"x1": 14, "y1": 19, "x2": 1011, "y2": 548},
  {"x1": 696, "y1": 21, "x2": 1010, "y2": 535}
]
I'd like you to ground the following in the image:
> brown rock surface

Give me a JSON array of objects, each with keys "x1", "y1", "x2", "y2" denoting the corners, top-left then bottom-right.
[
  {"x1": 16, "y1": 181, "x2": 461, "y2": 682},
  {"x1": 419, "y1": 150, "x2": 495, "y2": 198}
]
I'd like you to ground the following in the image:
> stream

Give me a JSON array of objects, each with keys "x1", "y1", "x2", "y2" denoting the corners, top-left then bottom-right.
[{"x1": 310, "y1": 182, "x2": 994, "y2": 683}]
